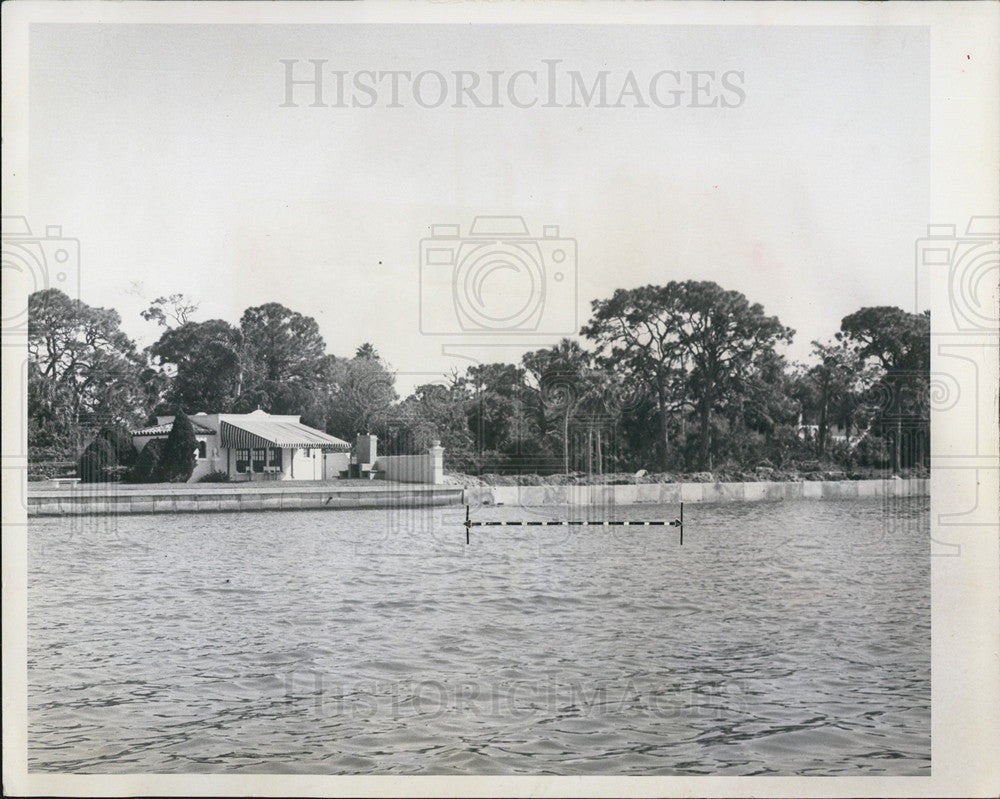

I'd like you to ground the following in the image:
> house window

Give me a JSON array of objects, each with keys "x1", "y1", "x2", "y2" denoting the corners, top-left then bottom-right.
[
  {"x1": 197, "y1": 441, "x2": 207, "y2": 459},
  {"x1": 252, "y1": 448, "x2": 266, "y2": 472},
  {"x1": 235, "y1": 449, "x2": 250, "y2": 473},
  {"x1": 267, "y1": 448, "x2": 282, "y2": 469}
]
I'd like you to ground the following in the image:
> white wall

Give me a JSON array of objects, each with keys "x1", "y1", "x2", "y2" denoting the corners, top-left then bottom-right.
[
  {"x1": 464, "y1": 478, "x2": 930, "y2": 507},
  {"x1": 188, "y1": 452, "x2": 216, "y2": 482},
  {"x1": 375, "y1": 444, "x2": 444, "y2": 484},
  {"x1": 325, "y1": 452, "x2": 351, "y2": 479}
]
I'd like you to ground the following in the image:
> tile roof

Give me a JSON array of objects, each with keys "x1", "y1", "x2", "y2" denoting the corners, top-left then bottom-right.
[{"x1": 131, "y1": 421, "x2": 216, "y2": 436}]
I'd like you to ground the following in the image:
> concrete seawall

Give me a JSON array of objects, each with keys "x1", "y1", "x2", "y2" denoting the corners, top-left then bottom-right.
[
  {"x1": 27, "y1": 478, "x2": 928, "y2": 517},
  {"x1": 27, "y1": 483, "x2": 464, "y2": 516},
  {"x1": 462, "y1": 478, "x2": 929, "y2": 508}
]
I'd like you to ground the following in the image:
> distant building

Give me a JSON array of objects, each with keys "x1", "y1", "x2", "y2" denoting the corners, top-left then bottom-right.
[
  {"x1": 796, "y1": 422, "x2": 855, "y2": 446},
  {"x1": 131, "y1": 410, "x2": 352, "y2": 482}
]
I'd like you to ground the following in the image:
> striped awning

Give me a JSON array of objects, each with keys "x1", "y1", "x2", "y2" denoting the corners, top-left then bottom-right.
[{"x1": 219, "y1": 420, "x2": 351, "y2": 451}]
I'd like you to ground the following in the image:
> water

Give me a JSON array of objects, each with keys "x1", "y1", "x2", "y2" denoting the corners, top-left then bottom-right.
[{"x1": 28, "y1": 497, "x2": 930, "y2": 775}]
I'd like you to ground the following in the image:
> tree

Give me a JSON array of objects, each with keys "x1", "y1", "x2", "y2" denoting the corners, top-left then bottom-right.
[
  {"x1": 838, "y1": 307, "x2": 930, "y2": 471},
  {"x1": 582, "y1": 286, "x2": 688, "y2": 470},
  {"x1": 324, "y1": 355, "x2": 399, "y2": 440},
  {"x1": 670, "y1": 282, "x2": 794, "y2": 471},
  {"x1": 149, "y1": 319, "x2": 245, "y2": 413},
  {"x1": 595, "y1": 364, "x2": 657, "y2": 473},
  {"x1": 522, "y1": 339, "x2": 592, "y2": 474},
  {"x1": 150, "y1": 305, "x2": 332, "y2": 418},
  {"x1": 463, "y1": 362, "x2": 535, "y2": 465},
  {"x1": 237, "y1": 303, "x2": 328, "y2": 414},
  {"x1": 28, "y1": 368, "x2": 82, "y2": 471},
  {"x1": 801, "y1": 340, "x2": 868, "y2": 456},
  {"x1": 140, "y1": 293, "x2": 199, "y2": 328},
  {"x1": 355, "y1": 342, "x2": 379, "y2": 360},
  {"x1": 394, "y1": 377, "x2": 476, "y2": 465},
  {"x1": 583, "y1": 282, "x2": 793, "y2": 471},
  {"x1": 155, "y1": 412, "x2": 198, "y2": 483},
  {"x1": 294, "y1": 354, "x2": 341, "y2": 432},
  {"x1": 572, "y1": 365, "x2": 621, "y2": 476},
  {"x1": 838, "y1": 307, "x2": 930, "y2": 372},
  {"x1": 28, "y1": 289, "x2": 151, "y2": 465},
  {"x1": 705, "y1": 345, "x2": 791, "y2": 469}
]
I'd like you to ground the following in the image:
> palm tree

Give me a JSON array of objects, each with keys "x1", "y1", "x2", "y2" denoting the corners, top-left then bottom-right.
[
  {"x1": 522, "y1": 339, "x2": 591, "y2": 474},
  {"x1": 355, "y1": 342, "x2": 379, "y2": 360}
]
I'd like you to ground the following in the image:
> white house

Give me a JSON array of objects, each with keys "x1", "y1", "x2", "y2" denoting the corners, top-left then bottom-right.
[{"x1": 131, "y1": 410, "x2": 352, "y2": 482}]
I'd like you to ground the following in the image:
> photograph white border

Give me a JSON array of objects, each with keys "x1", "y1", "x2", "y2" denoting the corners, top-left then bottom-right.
[{"x1": 3, "y1": 2, "x2": 997, "y2": 796}]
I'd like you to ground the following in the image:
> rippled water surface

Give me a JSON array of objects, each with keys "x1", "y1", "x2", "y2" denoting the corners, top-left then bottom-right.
[{"x1": 28, "y1": 497, "x2": 929, "y2": 775}]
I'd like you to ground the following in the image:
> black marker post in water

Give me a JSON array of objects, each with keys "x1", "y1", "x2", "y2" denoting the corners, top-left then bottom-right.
[{"x1": 463, "y1": 503, "x2": 684, "y2": 545}]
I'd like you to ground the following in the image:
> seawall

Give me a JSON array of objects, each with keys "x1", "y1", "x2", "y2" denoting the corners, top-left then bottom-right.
[
  {"x1": 27, "y1": 482, "x2": 464, "y2": 516},
  {"x1": 462, "y1": 478, "x2": 929, "y2": 508},
  {"x1": 26, "y1": 478, "x2": 929, "y2": 517}
]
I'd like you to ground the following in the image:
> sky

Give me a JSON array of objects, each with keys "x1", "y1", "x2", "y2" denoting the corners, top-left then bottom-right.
[{"x1": 24, "y1": 22, "x2": 929, "y2": 395}]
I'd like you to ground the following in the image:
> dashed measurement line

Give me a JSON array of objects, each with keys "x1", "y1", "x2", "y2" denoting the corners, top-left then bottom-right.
[{"x1": 463, "y1": 503, "x2": 684, "y2": 544}]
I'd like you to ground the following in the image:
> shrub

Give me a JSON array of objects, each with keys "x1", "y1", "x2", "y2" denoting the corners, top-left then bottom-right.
[
  {"x1": 74, "y1": 424, "x2": 141, "y2": 482},
  {"x1": 155, "y1": 412, "x2": 197, "y2": 483},
  {"x1": 130, "y1": 438, "x2": 166, "y2": 483},
  {"x1": 854, "y1": 434, "x2": 890, "y2": 468},
  {"x1": 197, "y1": 469, "x2": 230, "y2": 483},
  {"x1": 28, "y1": 460, "x2": 66, "y2": 481},
  {"x1": 104, "y1": 464, "x2": 133, "y2": 482},
  {"x1": 77, "y1": 438, "x2": 117, "y2": 482},
  {"x1": 97, "y1": 425, "x2": 138, "y2": 468}
]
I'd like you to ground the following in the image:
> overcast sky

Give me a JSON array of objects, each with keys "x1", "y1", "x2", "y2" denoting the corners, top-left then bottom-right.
[{"x1": 26, "y1": 23, "x2": 929, "y2": 394}]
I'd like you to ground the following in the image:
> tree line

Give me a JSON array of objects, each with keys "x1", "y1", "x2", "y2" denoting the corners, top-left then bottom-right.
[{"x1": 26, "y1": 281, "x2": 929, "y2": 481}]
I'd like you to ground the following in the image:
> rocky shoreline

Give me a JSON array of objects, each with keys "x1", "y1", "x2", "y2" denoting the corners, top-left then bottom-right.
[{"x1": 447, "y1": 467, "x2": 929, "y2": 487}]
